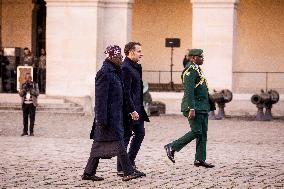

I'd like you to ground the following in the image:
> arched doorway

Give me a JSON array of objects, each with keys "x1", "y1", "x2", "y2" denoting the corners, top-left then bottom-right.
[
  {"x1": 32, "y1": 0, "x2": 46, "y2": 93},
  {"x1": 32, "y1": 0, "x2": 46, "y2": 57}
]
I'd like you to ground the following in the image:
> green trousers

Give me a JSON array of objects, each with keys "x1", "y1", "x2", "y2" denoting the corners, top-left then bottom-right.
[{"x1": 171, "y1": 113, "x2": 208, "y2": 161}]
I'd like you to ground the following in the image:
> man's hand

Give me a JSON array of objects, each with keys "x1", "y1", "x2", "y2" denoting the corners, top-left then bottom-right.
[
  {"x1": 130, "y1": 111, "x2": 139, "y2": 121},
  {"x1": 188, "y1": 109, "x2": 195, "y2": 120}
]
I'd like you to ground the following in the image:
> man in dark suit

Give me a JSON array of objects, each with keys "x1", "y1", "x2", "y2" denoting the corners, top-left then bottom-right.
[
  {"x1": 82, "y1": 45, "x2": 144, "y2": 182},
  {"x1": 164, "y1": 49, "x2": 215, "y2": 168},
  {"x1": 117, "y1": 42, "x2": 150, "y2": 176}
]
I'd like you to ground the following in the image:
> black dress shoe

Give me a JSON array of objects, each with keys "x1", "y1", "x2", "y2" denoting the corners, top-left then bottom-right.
[
  {"x1": 164, "y1": 144, "x2": 175, "y2": 163},
  {"x1": 133, "y1": 168, "x2": 146, "y2": 177},
  {"x1": 30, "y1": 133, "x2": 34, "y2": 136},
  {"x1": 21, "y1": 132, "x2": 28, "y2": 136},
  {"x1": 194, "y1": 160, "x2": 215, "y2": 168},
  {"x1": 122, "y1": 171, "x2": 144, "y2": 181},
  {"x1": 118, "y1": 167, "x2": 146, "y2": 178},
  {"x1": 81, "y1": 173, "x2": 104, "y2": 181}
]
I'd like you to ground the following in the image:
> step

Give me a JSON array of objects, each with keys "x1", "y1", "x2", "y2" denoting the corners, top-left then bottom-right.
[
  {"x1": 0, "y1": 102, "x2": 80, "y2": 108},
  {"x1": 0, "y1": 105, "x2": 85, "y2": 114},
  {"x1": 0, "y1": 94, "x2": 66, "y2": 104},
  {"x1": 0, "y1": 105, "x2": 83, "y2": 111},
  {"x1": 0, "y1": 109, "x2": 85, "y2": 115},
  {"x1": 0, "y1": 94, "x2": 85, "y2": 114}
]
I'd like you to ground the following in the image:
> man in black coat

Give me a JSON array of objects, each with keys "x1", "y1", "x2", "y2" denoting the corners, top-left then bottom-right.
[
  {"x1": 117, "y1": 42, "x2": 150, "y2": 176},
  {"x1": 82, "y1": 45, "x2": 144, "y2": 182}
]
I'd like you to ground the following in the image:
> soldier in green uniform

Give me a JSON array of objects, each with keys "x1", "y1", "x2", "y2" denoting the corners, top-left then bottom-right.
[{"x1": 164, "y1": 49, "x2": 215, "y2": 168}]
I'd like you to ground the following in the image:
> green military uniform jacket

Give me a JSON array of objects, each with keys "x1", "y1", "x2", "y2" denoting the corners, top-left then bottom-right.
[{"x1": 181, "y1": 61, "x2": 213, "y2": 116}]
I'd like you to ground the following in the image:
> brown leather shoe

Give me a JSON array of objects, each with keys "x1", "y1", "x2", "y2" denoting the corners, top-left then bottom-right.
[
  {"x1": 164, "y1": 144, "x2": 175, "y2": 163},
  {"x1": 194, "y1": 160, "x2": 215, "y2": 168},
  {"x1": 81, "y1": 174, "x2": 104, "y2": 181}
]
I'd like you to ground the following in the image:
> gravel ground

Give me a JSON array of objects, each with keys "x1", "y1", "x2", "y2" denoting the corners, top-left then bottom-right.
[{"x1": 0, "y1": 112, "x2": 283, "y2": 189}]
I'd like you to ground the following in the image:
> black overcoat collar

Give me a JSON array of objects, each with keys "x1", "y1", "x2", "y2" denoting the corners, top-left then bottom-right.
[
  {"x1": 103, "y1": 59, "x2": 122, "y2": 74},
  {"x1": 124, "y1": 57, "x2": 142, "y2": 71}
]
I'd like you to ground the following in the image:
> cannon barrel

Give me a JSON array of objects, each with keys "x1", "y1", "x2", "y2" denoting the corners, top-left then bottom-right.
[
  {"x1": 209, "y1": 89, "x2": 233, "y2": 103},
  {"x1": 251, "y1": 93, "x2": 270, "y2": 104},
  {"x1": 251, "y1": 90, "x2": 280, "y2": 121},
  {"x1": 251, "y1": 90, "x2": 279, "y2": 105},
  {"x1": 208, "y1": 89, "x2": 233, "y2": 120}
]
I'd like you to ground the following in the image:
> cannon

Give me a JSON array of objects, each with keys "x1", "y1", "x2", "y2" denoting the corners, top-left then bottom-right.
[
  {"x1": 143, "y1": 81, "x2": 166, "y2": 116},
  {"x1": 251, "y1": 89, "x2": 279, "y2": 121},
  {"x1": 208, "y1": 89, "x2": 233, "y2": 120}
]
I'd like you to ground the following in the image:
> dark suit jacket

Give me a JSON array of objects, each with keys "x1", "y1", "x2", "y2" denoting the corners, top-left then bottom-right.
[{"x1": 122, "y1": 57, "x2": 149, "y2": 125}]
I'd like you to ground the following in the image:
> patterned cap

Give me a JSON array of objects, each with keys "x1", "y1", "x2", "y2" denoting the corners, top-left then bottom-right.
[{"x1": 104, "y1": 45, "x2": 122, "y2": 59}]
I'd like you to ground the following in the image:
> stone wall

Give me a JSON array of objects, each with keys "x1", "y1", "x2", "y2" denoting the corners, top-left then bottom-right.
[
  {"x1": 132, "y1": 0, "x2": 192, "y2": 84},
  {"x1": 1, "y1": 0, "x2": 33, "y2": 49},
  {"x1": 234, "y1": 0, "x2": 284, "y2": 93},
  {"x1": 1, "y1": 0, "x2": 283, "y2": 95}
]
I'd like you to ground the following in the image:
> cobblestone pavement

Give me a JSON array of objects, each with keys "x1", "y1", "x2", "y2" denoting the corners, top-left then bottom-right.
[{"x1": 0, "y1": 112, "x2": 283, "y2": 189}]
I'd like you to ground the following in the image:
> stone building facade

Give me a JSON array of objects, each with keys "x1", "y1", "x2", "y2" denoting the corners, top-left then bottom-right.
[{"x1": 0, "y1": 0, "x2": 283, "y2": 98}]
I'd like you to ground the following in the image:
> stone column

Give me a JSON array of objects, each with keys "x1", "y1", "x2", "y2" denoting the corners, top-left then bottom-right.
[
  {"x1": 45, "y1": 0, "x2": 100, "y2": 97},
  {"x1": 96, "y1": 0, "x2": 134, "y2": 68},
  {"x1": 191, "y1": 0, "x2": 239, "y2": 90}
]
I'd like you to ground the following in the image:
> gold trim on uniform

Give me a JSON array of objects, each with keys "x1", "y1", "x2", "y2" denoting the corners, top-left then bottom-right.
[{"x1": 182, "y1": 64, "x2": 208, "y2": 89}]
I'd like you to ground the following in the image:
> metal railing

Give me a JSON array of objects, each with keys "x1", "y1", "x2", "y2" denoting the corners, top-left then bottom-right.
[
  {"x1": 143, "y1": 70, "x2": 183, "y2": 91},
  {"x1": 143, "y1": 70, "x2": 183, "y2": 84},
  {"x1": 143, "y1": 70, "x2": 284, "y2": 92},
  {"x1": 233, "y1": 71, "x2": 284, "y2": 92}
]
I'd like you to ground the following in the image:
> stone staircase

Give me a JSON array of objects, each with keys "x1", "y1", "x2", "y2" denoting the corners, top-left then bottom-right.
[{"x1": 0, "y1": 94, "x2": 85, "y2": 115}]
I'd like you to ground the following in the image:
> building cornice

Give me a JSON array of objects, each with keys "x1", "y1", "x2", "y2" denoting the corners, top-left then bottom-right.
[
  {"x1": 191, "y1": 0, "x2": 239, "y2": 8},
  {"x1": 45, "y1": 0, "x2": 100, "y2": 7},
  {"x1": 45, "y1": 0, "x2": 133, "y2": 8},
  {"x1": 99, "y1": 0, "x2": 134, "y2": 8}
]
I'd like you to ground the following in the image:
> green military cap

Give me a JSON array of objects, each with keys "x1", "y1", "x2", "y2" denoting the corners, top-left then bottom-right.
[{"x1": 188, "y1": 49, "x2": 203, "y2": 56}]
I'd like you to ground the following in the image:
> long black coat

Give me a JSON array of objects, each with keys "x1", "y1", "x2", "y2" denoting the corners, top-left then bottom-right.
[
  {"x1": 122, "y1": 57, "x2": 150, "y2": 125},
  {"x1": 91, "y1": 60, "x2": 125, "y2": 142}
]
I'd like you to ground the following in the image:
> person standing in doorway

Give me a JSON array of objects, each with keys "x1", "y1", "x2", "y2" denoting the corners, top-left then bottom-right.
[
  {"x1": 19, "y1": 73, "x2": 39, "y2": 136},
  {"x1": 21, "y1": 47, "x2": 35, "y2": 67},
  {"x1": 0, "y1": 49, "x2": 9, "y2": 92},
  {"x1": 21, "y1": 47, "x2": 38, "y2": 83},
  {"x1": 38, "y1": 48, "x2": 46, "y2": 93},
  {"x1": 117, "y1": 42, "x2": 150, "y2": 177}
]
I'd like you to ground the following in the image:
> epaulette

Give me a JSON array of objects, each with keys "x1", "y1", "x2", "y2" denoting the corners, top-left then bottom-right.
[
  {"x1": 182, "y1": 64, "x2": 199, "y2": 83},
  {"x1": 182, "y1": 64, "x2": 209, "y2": 89}
]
